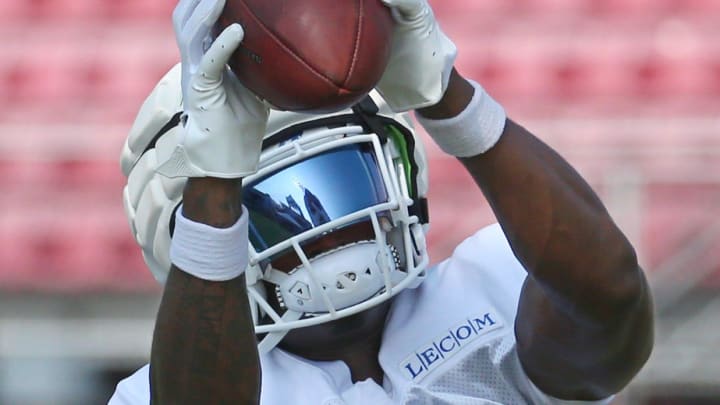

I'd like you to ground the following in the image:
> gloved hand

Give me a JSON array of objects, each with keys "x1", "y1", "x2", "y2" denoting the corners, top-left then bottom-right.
[
  {"x1": 376, "y1": 0, "x2": 457, "y2": 112},
  {"x1": 158, "y1": 0, "x2": 269, "y2": 179}
]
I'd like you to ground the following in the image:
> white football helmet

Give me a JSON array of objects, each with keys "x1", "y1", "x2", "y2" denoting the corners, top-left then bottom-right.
[{"x1": 122, "y1": 64, "x2": 431, "y2": 352}]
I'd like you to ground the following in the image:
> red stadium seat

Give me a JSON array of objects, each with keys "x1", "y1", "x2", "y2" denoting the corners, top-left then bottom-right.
[
  {"x1": 102, "y1": 0, "x2": 174, "y2": 20},
  {"x1": 16, "y1": 0, "x2": 161, "y2": 21},
  {"x1": 0, "y1": 1, "x2": 29, "y2": 22},
  {"x1": 0, "y1": 193, "x2": 154, "y2": 291},
  {"x1": 26, "y1": 0, "x2": 103, "y2": 20},
  {"x1": 586, "y1": 0, "x2": 669, "y2": 16},
  {"x1": 432, "y1": 0, "x2": 512, "y2": 18},
  {"x1": 631, "y1": 55, "x2": 710, "y2": 98},
  {"x1": 8, "y1": 50, "x2": 84, "y2": 105}
]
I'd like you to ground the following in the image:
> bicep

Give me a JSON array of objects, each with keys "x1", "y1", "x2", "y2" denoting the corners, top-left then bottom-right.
[{"x1": 515, "y1": 274, "x2": 654, "y2": 401}]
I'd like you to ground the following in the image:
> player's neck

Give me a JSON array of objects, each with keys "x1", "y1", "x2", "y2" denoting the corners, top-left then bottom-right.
[
  {"x1": 286, "y1": 319, "x2": 383, "y2": 361},
  {"x1": 277, "y1": 302, "x2": 390, "y2": 384},
  {"x1": 344, "y1": 339, "x2": 385, "y2": 385},
  {"x1": 309, "y1": 327, "x2": 385, "y2": 385}
]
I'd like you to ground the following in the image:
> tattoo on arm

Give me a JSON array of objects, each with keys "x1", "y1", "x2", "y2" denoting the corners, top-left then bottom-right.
[
  {"x1": 181, "y1": 177, "x2": 244, "y2": 227},
  {"x1": 150, "y1": 177, "x2": 261, "y2": 404}
]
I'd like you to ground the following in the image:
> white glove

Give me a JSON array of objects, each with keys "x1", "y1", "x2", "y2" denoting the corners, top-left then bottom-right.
[
  {"x1": 158, "y1": 0, "x2": 269, "y2": 179},
  {"x1": 172, "y1": 0, "x2": 223, "y2": 102},
  {"x1": 376, "y1": 0, "x2": 457, "y2": 112}
]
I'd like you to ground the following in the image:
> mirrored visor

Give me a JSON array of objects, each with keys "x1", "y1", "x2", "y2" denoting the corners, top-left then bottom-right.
[{"x1": 245, "y1": 143, "x2": 388, "y2": 252}]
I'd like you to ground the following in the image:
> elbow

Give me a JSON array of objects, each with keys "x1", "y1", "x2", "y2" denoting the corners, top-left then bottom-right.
[
  {"x1": 597, "y1": 230, "x2": 646, "y2": 312},
  {"x1": 595, "y1": 232, "x2": 656, "y2": 384},
  {"x1": 569, "y1": 220, "x2": 651, "y2": 324},
  {"x1": 597, "y1": 271, "x2": 655, "y2": 397},
  {"x1": 582, "y1": 251, "x2": 656, "y2": 397}
]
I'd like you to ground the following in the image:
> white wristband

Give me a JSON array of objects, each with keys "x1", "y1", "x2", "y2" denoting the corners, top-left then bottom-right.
[
  {"x1": 170, "y1": 205, "x2": 249, "y2": 281},
  {"x1": 415, "y1": 80, "x2": 507, "y2": 158}
]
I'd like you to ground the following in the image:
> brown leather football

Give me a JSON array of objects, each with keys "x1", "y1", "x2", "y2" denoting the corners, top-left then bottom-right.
[{"x1": 216, "y1": 0, "x2": 394, "y2": 113}]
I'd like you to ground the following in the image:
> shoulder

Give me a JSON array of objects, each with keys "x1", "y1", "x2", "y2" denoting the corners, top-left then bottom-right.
[
  {"x1": 445, "y1": 223, "x2": 529, "y2": 305},
  {"x1": 379, "y1": 224, "x2": 527, "y2": 381},
  {"x1": 392, "y1": 221, "x2": 528, "y2": 308},
  {"x1": 449, "y1": 222, "x2": 521, "y2": 272},
  {"x1": 405, "y1": 223, "x2": 528, "y2": 315},
  {"x1": 108, "y1": 364, "x2": 150, "y2": 405}
]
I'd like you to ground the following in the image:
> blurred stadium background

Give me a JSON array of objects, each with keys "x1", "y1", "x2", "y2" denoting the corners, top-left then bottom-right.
[{"x1": 1, "y1": 0, "x2": 719, "y2": 403}]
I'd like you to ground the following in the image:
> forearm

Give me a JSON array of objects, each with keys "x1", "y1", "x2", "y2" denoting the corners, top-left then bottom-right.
[
  {"x1": 419, "y1": 71, "x2": 653, "y2": 397},
  {"x1": 150, "y1": 178, "x2": 260, "y2": 404},
  {"x1": 465, "y1": 122, "x2": 643, "y2": 316},
  {"x1": 421, "y1": 72, "x2": 644, "y2": 320}
]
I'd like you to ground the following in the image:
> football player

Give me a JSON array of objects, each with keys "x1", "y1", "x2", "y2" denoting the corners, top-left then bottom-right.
[{"x1": 110, "y1": 0, "x2": 653, "y2": 403}]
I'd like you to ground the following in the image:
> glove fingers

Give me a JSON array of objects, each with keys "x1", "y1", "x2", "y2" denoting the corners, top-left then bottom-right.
[
  {"x1": 382, "y1": 0, "x2": 425, "y2": 20},
  {"x1": 181, "y1": 0, "x2": 226, "y2": 67},
  {"x1": 197, "y1": 24, "x2": 244, "y2": 84},
  {"x1": 182, "y1": 0, "x2": 226, "y2": 40},
  {"x1": 172, "y1": 0, "x2": 202, "y2": 36}
]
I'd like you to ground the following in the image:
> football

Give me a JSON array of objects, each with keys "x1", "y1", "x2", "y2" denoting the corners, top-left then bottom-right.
[{"x1": 216, "y1": 0, "x2": 394, "y2": 113}]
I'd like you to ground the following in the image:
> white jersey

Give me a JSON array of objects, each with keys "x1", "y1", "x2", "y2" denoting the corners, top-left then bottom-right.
[{"x1": 110, "y1": 224, "x2": 613, "y2": 405}]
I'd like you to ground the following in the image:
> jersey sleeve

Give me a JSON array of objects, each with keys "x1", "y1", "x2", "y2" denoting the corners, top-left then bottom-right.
[{"x1": 108, "y1": 364, "x2": 150, "y2": 405}]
